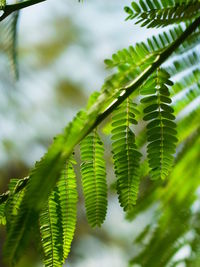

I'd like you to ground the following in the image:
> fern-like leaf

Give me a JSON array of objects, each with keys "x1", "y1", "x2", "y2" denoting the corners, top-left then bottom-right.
[
  {"x1": 125, "y1": 0, "x2": 200, "y2": 28},
  {"x1": 111, "y1": 97, "x2": 142, "y2": 211},
  {"x1": 0, "y1": 11, "x2": 19, "y2": 79},
  {"x1": 80, "y1": 130, "x2": 107, "y2": 227},
  {"x1": 3, "y1": 101, "x2": 107, "y2": 264},
  {"x1": 40, "y1": 160, "x2": 78, "y2": 267},
  {"x1": 103, "y1": 24, "x2": 200, "y2": 94},
  {"x1": 140, "y1": 69, "x2": 178, "y2": 180},
  {"x1": 40, "y1": 189, "x2": 62, "y2": 267},
  {"x1": 57, "y1": 160, "x2": 78, "y2": 261}
]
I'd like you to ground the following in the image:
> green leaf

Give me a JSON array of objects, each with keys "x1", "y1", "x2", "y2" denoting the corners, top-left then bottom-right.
[
  {"x1": 125, "y1": 1, "x2": 200, "y2": 28},
  {"x1": 81, "y1": 130, "x2": 108, "y2": 227},
  {"x1": 111, "y1": 98, "x2": 142, "y2": 211},
  {"x1": 40, "y1": 161, "x2": 78, "y2": 266},
  {"x1": 140, "y1": 69, "x2": 177, "y2": 180}
]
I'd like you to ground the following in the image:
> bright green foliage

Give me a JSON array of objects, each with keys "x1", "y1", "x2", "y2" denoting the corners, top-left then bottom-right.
[
  {"x1": 40, "y1": 160, "x2": 78, "y2": 267},
  {"x1": 2, "y1": 111, "x2": 90, "y2": 264},
  {"x1": 127, "y1": 129, "x2": 200, "y2": 265},
  {"x1": 125, "y1": 0, "x2": 200, "y2": 28},
  {"x1": 0, "y1": 1, "x2": 200, "y2": 266},
  {"x1": 57, "y1": 161, "x2": 78, "y2": 261},
  {"x1": 2, "y1": 81, "x2": 110, "y2": 264},
  {"x1": 104, "y1": 43, "x2": 155, "y2": 69},
  {"x1": 81, "y1": 130, "x2": 107, "y2": 227},
  {"x1": 130, "y1": 135, "x2": 200, "y2": 267},
  {"x1": 103, "y1": 43, "x2": 157, "y2": 92},
  {"x1": 103, "y1": 28, "x2": 170, "y2": 92},
  {"x1": 103, "y1": 23, "x2": 200, "y2": 94},
  {"x1": 2, "y1": 18, "x2": 199, "y2": 263},
  {"x1": 40, "y1": 189, "x2": 63, "y2": 267},
  {"x1": 140, "y1": 69, "x2": 177, "y2": 180},
  {"x1": 111, "y1": 97, "x2": 142, "y2": 211},
  {"x1": 3, "y1": 136, "x2": 68, "y2": 264}
]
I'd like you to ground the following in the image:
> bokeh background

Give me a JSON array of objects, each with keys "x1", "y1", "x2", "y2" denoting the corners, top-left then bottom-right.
[{"x1": 0, "y1": 1, "x2": 183, "y2": 267}]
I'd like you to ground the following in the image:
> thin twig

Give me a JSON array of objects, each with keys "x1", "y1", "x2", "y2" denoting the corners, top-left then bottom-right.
[{"x1": 0, "y1": 0, "x2": 46, "y2": 22}]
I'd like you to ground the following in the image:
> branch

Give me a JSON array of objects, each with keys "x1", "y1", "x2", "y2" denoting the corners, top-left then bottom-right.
[
  {"x1": 93, "y1": 17, "x2": 200, "y2": 127},
  {"x1": 0, "y1": 17, "x2": 200, "y2": 206},
  {"x1": 0, "y1": 0, "x2": 46, "y2": 22}
]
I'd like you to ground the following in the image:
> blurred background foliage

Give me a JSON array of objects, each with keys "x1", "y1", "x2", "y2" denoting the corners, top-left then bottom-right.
[{"x1": 0, "y1": 1, "x2": 200, "y2": 267}]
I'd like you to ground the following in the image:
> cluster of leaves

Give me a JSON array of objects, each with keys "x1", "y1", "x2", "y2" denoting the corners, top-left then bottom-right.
[
  {"x1": 125, "y1": 0, "x2": 200, "y2": 28},
  {"x1": 128, "y1": 127, "x2": 200, "y2": 267},
  {"x1": 0, "y1": 0, "x2": 200, "y2": 266}
]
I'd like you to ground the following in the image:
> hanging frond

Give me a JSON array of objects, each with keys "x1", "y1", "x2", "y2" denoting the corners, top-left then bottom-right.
[
  {"x1": 2, "y1": 109, "x2": 90, "y2": 263},
  {"x1": 57, "y1": 160, "x2": 78, "y2": 261},
  {"x1": 3, "y1": 136, "x2": 68, "y2": 264},
  {"x1": 140, "y1": 69, "x2": 177, "y2": 180},
  {"x1": 0, "y1": 11, "x2": 20, "y2": 79},
  {"x1": 40, "y1": 160, "x2": 78, "y2": 267},
  {"x1": 111, "y1": 97, "x2": 142, "y2": 211},
  {"x1": 133, "y1": 70, "x2": 200, "y2": 153},
  {"x1": 125, "y1": 0, "x2": 200, "y2": 28},
  {"x1": 40, "y1": 188, "x2": 63, "y2": 267},
  {"x1": 80, "y1": 130, "x2": 107, "y2": 227},
  {"x1": 1, "y1": 71, "x2": 113, "y2": 263}
]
